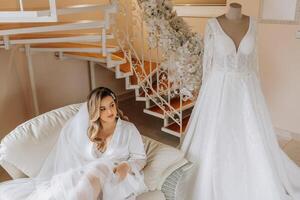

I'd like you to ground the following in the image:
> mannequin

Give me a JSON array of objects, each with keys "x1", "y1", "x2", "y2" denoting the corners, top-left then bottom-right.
[{"x1": 216, "y1": 3, "x2": 250, "y2": 51}]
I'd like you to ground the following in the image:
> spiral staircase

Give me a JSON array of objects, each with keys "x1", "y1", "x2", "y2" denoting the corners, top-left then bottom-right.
[{"x1": 0, "y1": 0, "x2": 195, "y2": 140}]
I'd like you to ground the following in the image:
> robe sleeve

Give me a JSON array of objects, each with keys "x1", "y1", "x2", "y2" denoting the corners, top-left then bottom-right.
[
  {"x1": 202, "y1": 21, "x2": 214, "y2": 84},
  {"x1": 126, "y1": 124, "x2": 147, "y2": 172}
]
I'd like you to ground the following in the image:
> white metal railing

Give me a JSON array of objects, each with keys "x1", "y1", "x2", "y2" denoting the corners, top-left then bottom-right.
[
  {"x1": 0, "y1": 3, "x2": 118, "y2": 53},
  {"x1": 0, "y1": 34, "x2": 112, "y2": 45},
  {"x1": 0, "y1": 0, "x2": 57, "y2": 22},
  {"x1": 0, "y1": 21, "x2": 107, "y2": 50},
  {"x1": 27, "y1": 46, "x2": 119, "y2": 53},
  {"x1": 0, "y1": 21, "x2": 105, "y2": 36},
  {"x1": 0, "y1": 3, "x2": 116, "y2": 23},
  {"x1": 0, "y1": 2, "x2": 119, "y2": 116},
  {"x1": 112, "y1": 0, "x2": 193, "y2": 138}
]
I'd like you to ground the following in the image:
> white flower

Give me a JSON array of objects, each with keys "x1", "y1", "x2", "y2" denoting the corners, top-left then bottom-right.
[{"x1": 137, "y1": 0, "x2": 203, "y2": 97}]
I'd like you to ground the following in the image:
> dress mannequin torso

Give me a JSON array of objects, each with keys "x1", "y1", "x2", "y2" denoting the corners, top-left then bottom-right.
[{"x1": 216, "y1": 3, "x2": 250, "y2": 52}]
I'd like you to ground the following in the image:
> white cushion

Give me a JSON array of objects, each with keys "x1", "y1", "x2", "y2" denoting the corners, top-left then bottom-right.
[
  {"x1": 143, "y1": 137, "x2": 187, "y2": 191},
  {"x1": 0, "y1": 103, "x2": 82, "y2": 177},
  {"x1": 137, "y1": 190, "x2": 166, "y2": 200},
  {"x1": 0, "y1": 159, "x2": 27, "y2": 179}
]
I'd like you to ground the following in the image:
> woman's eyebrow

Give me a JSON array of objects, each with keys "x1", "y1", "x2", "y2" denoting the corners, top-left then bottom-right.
[{"x1": 100, "y1": 102, "x2": 114, "y2": 108}]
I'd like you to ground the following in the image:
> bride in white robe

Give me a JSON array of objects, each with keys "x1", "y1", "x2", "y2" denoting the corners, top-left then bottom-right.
[
  {"x1": 0, "y1": 87, "x2": 148, "y2": 200},
  {"x1": 180, "y1": 16, "x2": 300, "y2": 200}
]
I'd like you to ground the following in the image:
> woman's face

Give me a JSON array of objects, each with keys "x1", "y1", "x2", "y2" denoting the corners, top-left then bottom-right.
[{"x1": 99, "y1": 95, "x2": 117, "y2": 124}]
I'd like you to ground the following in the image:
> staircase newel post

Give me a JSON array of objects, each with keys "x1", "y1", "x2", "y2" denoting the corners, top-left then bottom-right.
[
  {"x1": 179, "y1": 78, "x2": 183, "y2": 143},
  {"x1": 89, "y1": 61, "x2": 96, "y2": 90},
  {"x1": 49, "y1": 0, "x2": 58, "y2": 22},
  {"x1": 25, "y1": 44, "x2": 40, "y2": 116},
  {"x1": 102, "y1": 10, "x2": 110, "y2": 57},
  {"x1": 3, "y1": 36, "x2": 10, "y2": 50},
  {"x1": 102, "y1": 28, "x2": 107, "y2": 57}
]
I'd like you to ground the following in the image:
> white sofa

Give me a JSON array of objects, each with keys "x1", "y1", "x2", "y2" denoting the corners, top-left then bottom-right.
[{"x1": 0, "y1": 103, "x2": 192, "y2": 200}]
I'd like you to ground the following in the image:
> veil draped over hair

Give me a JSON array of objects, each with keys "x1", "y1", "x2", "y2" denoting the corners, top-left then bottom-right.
[{"x1": 37, "y1": 103, "x2": 94, "y2": 178}]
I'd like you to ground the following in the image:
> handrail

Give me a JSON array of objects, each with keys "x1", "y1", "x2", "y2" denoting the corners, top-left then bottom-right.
[
  {"x1": 0, "y1": 0, "x2": 57, "y2": 23},
  {"x1": 112, "y1": 0, "x2": 185, "y2": 134}
]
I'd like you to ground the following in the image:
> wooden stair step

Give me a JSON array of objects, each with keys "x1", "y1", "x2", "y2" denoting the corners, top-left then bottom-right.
[
  {"x1": 31, "y1": 42, "x2": 114, "y2": 48},
  {"x1": 139, "y1": 79, "x2": 173, "y2": 97},
  {"x1": 144, "y1": 97, "x2": 194, "y2": 118},
  {"x1": 111, "y1": 58, "x2": 157, "y2": 81},
  {"x1": 64, "y1": 50, "x2": 128, "y2": 70},
  {"x1": 119, "y1": 62, "x2": 132, "y2": 73},
  {"x1": 148, "y1": 97, "x2": 193, "y2": 114},
  {"x1": 162, "y1": 115, "x2": 190, "y2": 137},
  {"x1": 0, "y1": 22, "x2": 68, "y2": 31},
  {"x1": 0, "y1": 21, "x2": 106, "y2": 36},
  {"x1": 112, "y1": 51, "x2": 126, "y2": 58},
  {"x1": 130, "y1": 61, "x2": 158, "y2": 85},
  {"x1": 64, "y1": 51, "x2": 124, "y2": 63},
  {"x1": 29, "y1": 42, "x2": 119, "y2": 53},
  {"x1": 4, "y1": 33, "x2": 102, "y2": 40},
  {"x1": 114, "y1": 51, "x2": 132, "y2": 73}
]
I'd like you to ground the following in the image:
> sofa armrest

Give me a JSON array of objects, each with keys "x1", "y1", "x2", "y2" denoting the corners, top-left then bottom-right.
[
  {"x1": 142, "y1": 137, "x2": 189, "y2": 191},
  {"x1": 161, "y1": 162, "x2": 193, "y2": 200},
  {"x1": 0, "y1": 103, "x2": 82, "y2": 177},
  {"x1": 0, "y1": 160, "x2": 27, "y2": 179}
]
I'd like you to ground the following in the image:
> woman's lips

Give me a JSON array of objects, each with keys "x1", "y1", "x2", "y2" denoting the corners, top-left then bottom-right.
[{"x1": 108, "y1": 114, "x2": 114, "y2": 118}]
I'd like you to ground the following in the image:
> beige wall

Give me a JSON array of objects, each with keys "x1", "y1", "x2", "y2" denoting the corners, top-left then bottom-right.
[
  {"x1": 0, "y1": 48, "x2": 31, "y2": 139},
  {"x1": 229, "y1": 0, "x2": 300, "y2": 135},
  {"x1": 30, "y1": 52, "x2": 90, "y2": 113},
  {"x1": 259, "y1": 24, "x2": 300, "y2": 135},
  {"x1": 30, "y1": 52, "x2": 126, "y2": 114}
]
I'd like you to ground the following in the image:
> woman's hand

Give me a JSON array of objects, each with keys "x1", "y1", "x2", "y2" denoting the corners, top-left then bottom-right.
[{"x1": 113, "y1": 162, "x2": 131, "y2": 182}]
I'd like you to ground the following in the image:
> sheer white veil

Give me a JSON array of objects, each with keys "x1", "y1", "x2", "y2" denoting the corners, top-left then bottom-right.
[{"x1": 37, "y1": 103, "x2": 94, "y2": 179}]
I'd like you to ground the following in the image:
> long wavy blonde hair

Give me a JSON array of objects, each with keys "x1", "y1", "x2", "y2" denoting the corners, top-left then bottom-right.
[{"x1": 87, "y1": 87, "x2": 128, "y2": 152}]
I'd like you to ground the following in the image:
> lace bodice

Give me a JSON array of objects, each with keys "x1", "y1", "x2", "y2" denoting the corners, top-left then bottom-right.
[{"x1": 202, "y1": 17, "x2": 259, "y2": 82}]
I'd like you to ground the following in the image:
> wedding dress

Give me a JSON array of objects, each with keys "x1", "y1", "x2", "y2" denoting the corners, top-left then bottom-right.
[
  {"x1": 180, "y1": 17, "x2": 300, "y2": 200},
  {"x1": 0, "y1": 103, "x2": 148, "y2": 200}
]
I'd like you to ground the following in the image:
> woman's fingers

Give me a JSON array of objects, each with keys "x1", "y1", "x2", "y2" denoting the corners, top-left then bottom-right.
[
  {"x1": 115, "y1": 169, "x2": 127, "y2": 181},
  {"x1": 113, "y1": 163, "x2": 131, "y2": 182}
]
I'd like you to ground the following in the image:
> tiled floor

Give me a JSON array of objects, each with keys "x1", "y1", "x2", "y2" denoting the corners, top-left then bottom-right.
[{"x1": 1, "y1": 97, "x2": 299, "y2": 182}]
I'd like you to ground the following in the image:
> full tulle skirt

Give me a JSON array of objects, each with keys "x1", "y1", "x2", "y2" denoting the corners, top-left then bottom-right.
[
  {"x1": 180, "y1": 69, "x2": 300, "y2": 200},
  {"x1": 0, "y1": 158, "x2": 141, "y2": 200}
]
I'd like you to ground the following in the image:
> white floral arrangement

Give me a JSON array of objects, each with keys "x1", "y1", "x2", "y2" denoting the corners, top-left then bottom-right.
[{"x1": 137, "y1": 0, "x2": 203, "y2": 98}]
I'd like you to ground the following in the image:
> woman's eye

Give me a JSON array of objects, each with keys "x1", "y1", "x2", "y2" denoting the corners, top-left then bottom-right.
[
  {"x1": 111, "y1": 104, "x2": 115, "y2": 108},
  {"x1": 100, "y1": 108, "x2": 105, "y2": 111}
]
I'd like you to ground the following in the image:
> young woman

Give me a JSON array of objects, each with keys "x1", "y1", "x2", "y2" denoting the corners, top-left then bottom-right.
[{"x1": 0, "y1": 87, "x2": 148, "y2": 200}]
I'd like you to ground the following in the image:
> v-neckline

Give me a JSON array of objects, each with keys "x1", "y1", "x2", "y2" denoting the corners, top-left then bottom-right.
[
  {"x1": 214, "y1": 16, "x2": 251, "y2": 54},
  {"x1": 95, "y1": 118, "x2": 120, "y2": 154}
]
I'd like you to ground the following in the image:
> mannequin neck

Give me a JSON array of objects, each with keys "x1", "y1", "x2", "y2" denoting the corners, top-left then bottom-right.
[{"x1": 225, "y1": 3, "x2": 243, "y2": 20}]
